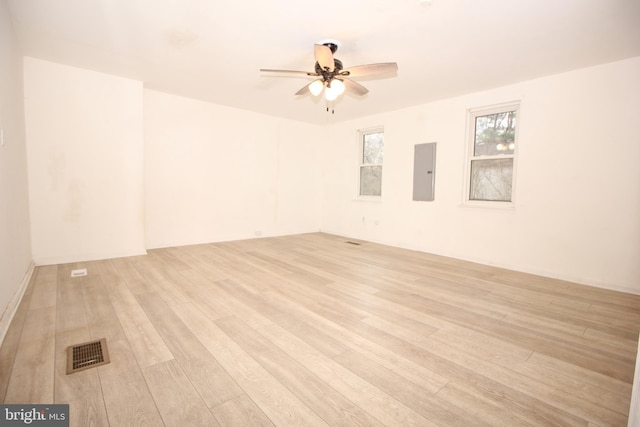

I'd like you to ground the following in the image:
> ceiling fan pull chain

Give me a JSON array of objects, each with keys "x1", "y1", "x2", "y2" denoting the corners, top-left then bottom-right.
[{"x1": 326, "y1": 101, "x2": 335, "y2": 114}]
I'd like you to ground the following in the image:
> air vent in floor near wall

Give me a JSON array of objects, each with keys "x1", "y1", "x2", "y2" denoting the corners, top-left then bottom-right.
[{"x1": 66, "y1": 338, "x2": 110, "y2": 374}]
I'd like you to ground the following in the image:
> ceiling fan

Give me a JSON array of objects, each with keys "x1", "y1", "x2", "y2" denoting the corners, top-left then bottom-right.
[{"x1": 260, "y1": 41, "x2": 398, "y2": 112}]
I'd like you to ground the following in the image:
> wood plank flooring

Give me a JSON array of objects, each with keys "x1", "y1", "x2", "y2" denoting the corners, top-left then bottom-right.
[{"x1": 1, "y1": 232, "x2": 639, "y2": 426}]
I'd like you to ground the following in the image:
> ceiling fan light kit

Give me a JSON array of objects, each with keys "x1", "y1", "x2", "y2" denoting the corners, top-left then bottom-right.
[
  {"x1": 260, "y1": 41, "x2": 398, "y2": 113},
  {"x1": 324, "y1": 79, "x2": 345, "y2": 101},
  {"x1": 308, "y1": 79, "x2": 324, "y2": 96}
]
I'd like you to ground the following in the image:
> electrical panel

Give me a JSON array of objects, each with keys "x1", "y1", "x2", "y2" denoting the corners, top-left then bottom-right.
[{"x1": 412, "y1": 142, "x2": 436, "y2": 201}]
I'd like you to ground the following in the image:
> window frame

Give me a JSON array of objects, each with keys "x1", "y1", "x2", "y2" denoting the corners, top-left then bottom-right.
[
  {"x1": 357, "y1": 126, "x2": 385, "y2": 200},
  {"x1": 463, "y1": 102, "x2": 520, "y2": 208}
]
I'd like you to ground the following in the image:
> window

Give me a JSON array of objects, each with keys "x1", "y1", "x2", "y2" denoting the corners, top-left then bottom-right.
[
  {"x1": 358, "y1": 128, "x2": 384, "y2": 197},
  {"x1": 465, "y1": 103, "x2": 519, "y2": 204}
]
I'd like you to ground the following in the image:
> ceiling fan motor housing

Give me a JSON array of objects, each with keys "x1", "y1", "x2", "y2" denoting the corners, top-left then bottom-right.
[
  {"x1": 315, "y1": 58, "x2": 344, "y2": 81},
  {"x1": 323, "y1": 42, "x2": 338, "y2": 53}
]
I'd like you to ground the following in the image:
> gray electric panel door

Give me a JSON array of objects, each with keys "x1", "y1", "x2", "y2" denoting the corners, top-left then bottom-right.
[{"x1": 413, "y1": 142, "x2": 436, "y2": 201}]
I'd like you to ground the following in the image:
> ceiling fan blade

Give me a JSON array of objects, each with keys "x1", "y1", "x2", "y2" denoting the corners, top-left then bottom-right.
[
  {"x1": 295, "y1": 79, "x2": 324, "y2": 96},
  {"x1": 295, "y1": 83, "x2": 310, "y2": 96},
  {"x1": 341, "y1": 62, "x2": 398, "y2": 78},
  {"x1": 314, "y1": 44, "x2": 335, "y2": 72},
  {"x1": 260, "y1": 68, "x2": 318, "y2": 76},
  {"x1": 343, "y1": 78, "x2": 369, "y2": 96}
]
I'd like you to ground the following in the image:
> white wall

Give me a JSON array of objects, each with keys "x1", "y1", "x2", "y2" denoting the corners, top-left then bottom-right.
[
  {"x1": 0, "y1": 0, "x2": 33, "y2": 340},
  {"x1": 24, "y1": 57, "x2": 146, "y2": 265},
  {"x1": 321, "y1": 57, "x2": 640, "y2": 294},
  {"x1": 15, "y1": 51, "x2": 640, "y2": 295},
  {"x1": 144, "y1": 89, "x2": 322, "y2": 248}
]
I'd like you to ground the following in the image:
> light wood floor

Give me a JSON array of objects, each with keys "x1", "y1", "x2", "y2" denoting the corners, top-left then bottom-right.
[{"x1": 1, "y1": 233, "x2": 639, "y2": 426}]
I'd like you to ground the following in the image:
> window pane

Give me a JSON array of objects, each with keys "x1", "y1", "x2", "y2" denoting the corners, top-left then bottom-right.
[
  {"x1": 474, "y1": 111, "x2": 516, "y2": 156},
  {"x1": 360, "y1": 165, "x2": 382, "y2": 196},
  {"x1": 363, "y1": 132, "x2": 384, "y2": 164},
  {"x1": 469, "y1": 158, "x2": 513, "y2": 201}
]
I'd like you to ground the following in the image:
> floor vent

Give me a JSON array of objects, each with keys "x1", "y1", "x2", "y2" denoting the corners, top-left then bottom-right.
[
  {"x1": 66, "y1": 338, "x2": 110, "y2": 374},
  {"x1": 71, "y1": 268, "x2": 87, "y2": 277},
  {"x1": 345, "y1": 241, "x2": 362, "y2": 246}
]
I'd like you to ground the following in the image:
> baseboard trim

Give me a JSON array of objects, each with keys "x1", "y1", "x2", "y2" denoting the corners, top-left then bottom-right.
[
  {"x1": 629, "y1": 334, "x2": 640, "y2": 426},
  {"x1": 0, "y1": 261, "x2": 35, "y2": 348},
  {"x1": 33, "y1": 249, "x2": 147, "y2": 266},
  {"x1": 318, "y1": 230, "x2": 640, "y2": 296}
]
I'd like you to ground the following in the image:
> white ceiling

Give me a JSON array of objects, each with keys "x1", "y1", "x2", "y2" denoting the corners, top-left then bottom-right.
[{"x1": 6, "y1": 0, "x2": 640, "y2": 125}]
